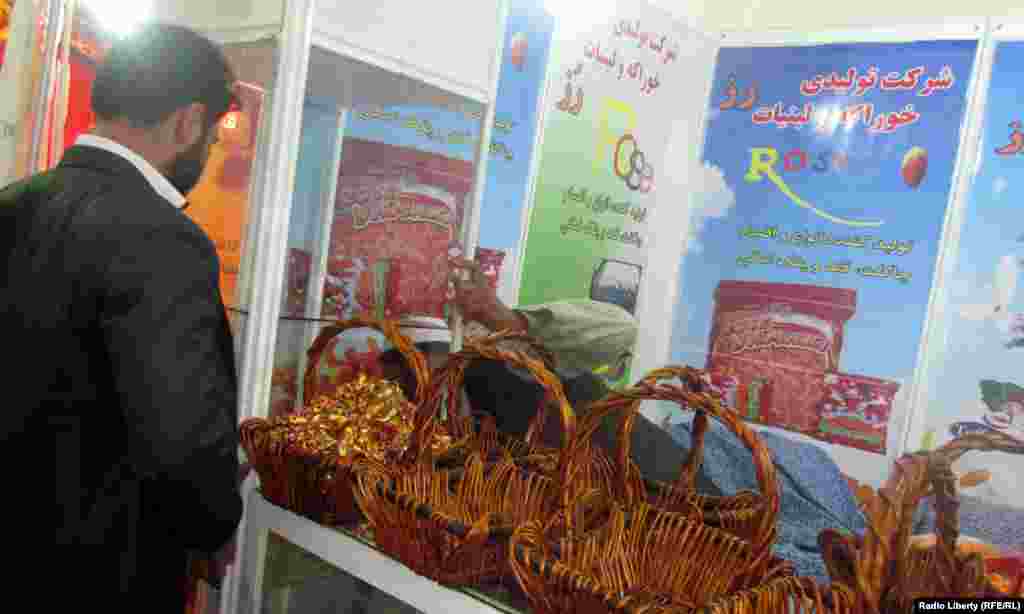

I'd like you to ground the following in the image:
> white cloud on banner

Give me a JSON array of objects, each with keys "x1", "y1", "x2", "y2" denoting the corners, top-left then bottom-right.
[
  {"x1": 685, "y1": 163, "x2": 735, "y2": 255},
  {"x1": 993, "y1": 176, "x2": 1009, "y2": 199}
]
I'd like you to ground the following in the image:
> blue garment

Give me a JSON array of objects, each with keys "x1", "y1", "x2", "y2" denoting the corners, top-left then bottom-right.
[{"x1": 668, "y1": 419, "x2": 867, "y2": 581}]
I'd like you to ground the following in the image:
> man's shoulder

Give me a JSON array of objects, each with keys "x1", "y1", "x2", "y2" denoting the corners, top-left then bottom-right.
[
  {"x1": 0, "y1": 169, "x2": 61, "y2": 208},
  {"x1": 60, "y1": 177, "x2": 219, "y2": 271}
]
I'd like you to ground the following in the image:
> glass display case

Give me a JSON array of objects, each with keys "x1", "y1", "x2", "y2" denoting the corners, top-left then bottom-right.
[
  {"x1": 268, "y1": 45, "x2": 489, "y2": 416},
  {"x1": 147, "y1": 1, "x2": 509, "y2": 612}
]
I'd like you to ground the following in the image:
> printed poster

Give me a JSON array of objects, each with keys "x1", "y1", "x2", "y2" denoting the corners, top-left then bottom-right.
[
  {"x1": 478, "y1": 0, "x2": 554, "y2": 276},
  {"x1": 328, "y1": 0, "x2": 555, "y2": 315},
  {"x1": 668, "y1": 40, "x2": 977, "y2": 458},
  {"x1": 918, "y1": 40, "x2": 1024, "y2": 511},
  {"x1": 519, "y1": 6, "x2": 691, "y2": 385}
]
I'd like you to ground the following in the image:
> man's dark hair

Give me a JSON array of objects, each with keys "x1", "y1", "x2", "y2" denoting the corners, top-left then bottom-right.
[{"x1": 91, "y1": 23, "x2": 236, "y2": 129}]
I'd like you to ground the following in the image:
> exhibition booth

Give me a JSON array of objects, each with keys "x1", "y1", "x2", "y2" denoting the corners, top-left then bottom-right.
[{"x1": 2, "y1": 0, "x2": 1022, "y2": 611}]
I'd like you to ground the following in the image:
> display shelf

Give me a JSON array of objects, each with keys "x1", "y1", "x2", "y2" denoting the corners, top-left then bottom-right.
[{"x1": 236, "y1": 488, "x2": 527, "y2": 614}]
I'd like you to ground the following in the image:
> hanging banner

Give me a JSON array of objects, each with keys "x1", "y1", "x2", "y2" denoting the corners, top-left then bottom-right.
[
  {"x1": 918, "y1": 40, "x2": 1024, "y2": 511},
  {"x1": 476, "y1": 0, "x2": 554, "y2": 293},
  {"x1": 518, "y1": 5, "x2": 691, "y2": 385},
  {"x1": 668, "y1": 40, "x2": 977, "y2": 457}
]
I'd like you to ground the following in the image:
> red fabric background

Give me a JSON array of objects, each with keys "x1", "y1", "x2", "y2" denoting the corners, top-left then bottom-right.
[{"x1": 63, "y1": 53, "x2": 95, "y2": 150}]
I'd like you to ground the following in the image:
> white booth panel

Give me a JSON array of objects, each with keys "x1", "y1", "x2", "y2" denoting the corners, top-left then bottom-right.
[
  {"x1": 150, "y1": 0, "x2": 285, "y2": 41},
  {"x1": 313, "y1": 0, "x2": 503, "y2": 103},
  {"x1": 304, "y1": 46, "x2": 480, "y2": 112},
  {"x1": 629, "y1": 27, "x2": 720, "y2": 396}
]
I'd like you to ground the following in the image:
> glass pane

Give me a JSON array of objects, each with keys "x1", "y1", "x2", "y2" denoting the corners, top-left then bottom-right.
[
  {"x1": 190, "y1": 39, "x2": 276, "y2": 327},
  {"x1": 262, "y1": 532, "x2": 424, "y2": 614},
  {"x1": 260, "y1": 528, "x2": 528, "y2": 614},
  {"x1": 268, "y1": 45, "x2": 486, "y2": 417}
]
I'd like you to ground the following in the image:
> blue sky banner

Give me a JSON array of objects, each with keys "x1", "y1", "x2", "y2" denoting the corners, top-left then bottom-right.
[
  {"x1": 669, "y1": 40, "x2": 977, "y2": 457},
  {"x1": 917, "y1": 40, "x2": 1024, "y2": 510}
]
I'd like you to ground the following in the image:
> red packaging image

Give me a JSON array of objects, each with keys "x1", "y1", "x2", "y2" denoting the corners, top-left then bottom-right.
[
  {"x1": 474, "y1": 247, "x2": 507, "y2": 291},
  {"x1": 818, "y1": 372, "x2": 900, "y2": 455},
  {"x1": 742, "y1": 376, "x2": 773, "y2": 423},
  {"x1": 699, "y1": 369, "x2": 743, "y2": 411},
  {"x1": 283, "y1": 248, "x2": 313, "y2": 317},
  {"x1": 322, "y1": 256, "x2": 368, "y2": 319},
  {"x1": 328, "y1": 139, "x2": 473, "y2": 325},
  {"x1": 707, "y1": 281, "x2": 857, "y2": 433}
]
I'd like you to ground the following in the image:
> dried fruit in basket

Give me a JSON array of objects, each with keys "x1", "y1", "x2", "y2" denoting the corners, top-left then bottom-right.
[{"x1": 295, "y1": 373, "x2": 453, "y2": 464}]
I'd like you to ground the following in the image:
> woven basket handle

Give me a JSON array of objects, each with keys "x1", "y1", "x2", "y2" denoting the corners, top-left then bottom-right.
[
  {"x1": 408, "y1": 330, "x2": 573, "y2": 463},
  {"x1": 302, "y1": 315, "x2": 430, "y2": 406},
  {"x1": 577, "y1": 365, "x2": 781, "y2": 556},
  {"x1": 925, "y1": 431, "x2": 1024, "y2": 566}
]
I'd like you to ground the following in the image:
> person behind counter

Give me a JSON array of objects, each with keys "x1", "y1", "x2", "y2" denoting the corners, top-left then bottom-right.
[{"x1": 376, "y1": 259, "x2": 718, "y2": 491}]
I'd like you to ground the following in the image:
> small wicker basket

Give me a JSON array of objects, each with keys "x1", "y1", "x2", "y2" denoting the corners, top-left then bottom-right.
[
  {"x1": 577, "y1": 365, "x2": 780, "y2": 552},
  {"x1": 240, "y1": 316, "x2": 429, "y2": 526},
  {"x1": 820, "y1": 430, "x2": 1024, "y2": 613},
  {"x1": 354, "y1": 331, "x2": 617, "y2": 587}
]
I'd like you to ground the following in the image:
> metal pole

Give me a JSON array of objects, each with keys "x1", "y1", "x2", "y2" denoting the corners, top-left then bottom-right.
[
  {"x1": 28, "y1": 0, "x2": 67, "y2": 172},
  {"x1": 451, "y1": 0, "x2": 509, "y2": 352},
  {"x1": 225, "y1": 0, "x2": 316, "y2": 611},
  {"x1": 295, "y1": 106, "x2": 347, "y2": 409}
]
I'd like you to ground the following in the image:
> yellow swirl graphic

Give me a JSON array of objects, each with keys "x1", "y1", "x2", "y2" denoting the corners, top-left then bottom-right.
[{"x1": 745, "y1": 147, "x2": 884, "y2": 228}]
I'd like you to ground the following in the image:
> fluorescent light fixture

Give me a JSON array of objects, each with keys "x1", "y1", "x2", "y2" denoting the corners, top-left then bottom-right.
[{"x1": 82, "y1": 0, "x2": 151, "y2": 37}]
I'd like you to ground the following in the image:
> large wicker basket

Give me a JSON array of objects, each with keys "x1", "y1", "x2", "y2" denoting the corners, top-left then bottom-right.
[
  {"x1": 819, "y1": 430, "x2": 1024, "y2": 613},
  {"x1": 508, "y1": 370, "x2": 828, "y2": 613},
  {"x1": 577, "y1": 365, "x2": 780, "y2": 551},
  {"x1": 425, "y1": 330, "x2": 605, "y2": 475},
  {"x1": 240, "y1": 316, "x2": 429, "y2": 526},
  {"x1": 354, "y1": 332, "x2": 617, "y2": 587}
]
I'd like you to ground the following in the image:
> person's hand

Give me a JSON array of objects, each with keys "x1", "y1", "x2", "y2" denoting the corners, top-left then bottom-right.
[{"x1": 449, "y1": 258, "x2": 526, "y2": 333}]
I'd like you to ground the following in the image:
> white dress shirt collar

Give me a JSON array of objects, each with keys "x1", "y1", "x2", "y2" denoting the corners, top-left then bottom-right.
[{"x1": 75, "y1": 134, "x2": 187, "y2": 208}]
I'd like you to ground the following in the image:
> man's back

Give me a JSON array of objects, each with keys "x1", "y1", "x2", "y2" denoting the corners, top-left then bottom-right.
[{"x1": 0, "y1": 144, "x2": 242, "y2": 608}]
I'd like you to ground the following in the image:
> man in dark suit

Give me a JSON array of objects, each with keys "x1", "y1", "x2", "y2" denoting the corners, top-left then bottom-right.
[{"x1": 0, "y1": 25, "x2": 242, "y2": 610}]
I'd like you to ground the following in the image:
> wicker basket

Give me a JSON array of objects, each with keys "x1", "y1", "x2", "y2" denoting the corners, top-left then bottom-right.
[
  {"x1": 424, "y1": 330, "x2": 607, "y2": 477},
  {"x1": 507, "y1": 367, "x2": 832, "y2": 614},
  {"x1": 819, "y1": 430, "x2": 1024, "y2": 613},
  {"x1": 575, "y1": 365, "x2": 780, "y2": 552},
  {"x1": 354, "y1": 332, "x2": 617, "y2": 587},
  {"x1": 240, "y1": 316, "x2": 429, "y2": 526}
]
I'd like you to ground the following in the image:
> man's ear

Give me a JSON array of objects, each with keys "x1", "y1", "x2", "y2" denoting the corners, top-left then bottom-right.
[{"x1": 172, "y1": 102, "x2": 207, "y2": 147}]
